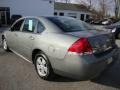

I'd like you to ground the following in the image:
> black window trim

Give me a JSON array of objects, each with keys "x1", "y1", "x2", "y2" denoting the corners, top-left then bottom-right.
[{"x1": 10, "y1": 18, "x2": 25, "y2": 32}]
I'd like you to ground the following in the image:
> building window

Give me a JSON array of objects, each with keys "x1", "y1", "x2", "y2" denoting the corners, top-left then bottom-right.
[
  {"x1": 0, "y1": 7, "x2": 10, "y2": 25},
  {"x1": 80, "y1": 14, "x2": 84, "y2": 21},
  {"x1": 59, "y1": 12, "x2": 64, "y2": 16},
  {"x1": 86, "y1": 15, "x2": 90, "y2": 20},
  {"x1": 68, "y1": 13, "x2": 77, "y2": 18},
  {"x1": 54, "y1": 12, "x2": 57, "y2": 16}
]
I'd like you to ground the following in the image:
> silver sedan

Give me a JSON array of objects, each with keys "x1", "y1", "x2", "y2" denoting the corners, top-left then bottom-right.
[{"x1": 2, "y1": 16, "x2": 118, "y2": 80}]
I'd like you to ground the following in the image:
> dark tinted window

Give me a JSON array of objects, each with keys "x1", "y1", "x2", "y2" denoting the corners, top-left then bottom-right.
[
  {"x1": 47, "y1": 17, "x2": 95, "y2": 32},
  {"x1": 22, "y1": 18, "x2": 38, "y2": 32},
  {"x1": 86, "y1": 15, "x2": 90, "y2": 20},
  {"x1": 11, "y1": 19, "x2": 24, "y2": 31},
  {"x1": 59, "y1": 12, "x2": 64, "y2": 16},
  {"x1": 54, "y1": 12, "x2": 57, "y2": 16},
  {"x1": 37, "y1": 22, "x2": 45, "y2": 33},
  {"x1": 80, "y1": 14, "x2": 84, "y2": 21},
  {"x1": 68, "y1": 13, "x2": 77, "y2": 18}
]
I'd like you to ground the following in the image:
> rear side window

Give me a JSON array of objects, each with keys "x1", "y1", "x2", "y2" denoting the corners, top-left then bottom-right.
[
  {"x1": 37, "y1": 22, "x2": 45, "y2": 33},
  {"x1": 11, "y1": 19, "x2": 24, "y2": 31},
  {"x1": 22, "y1": 18, "x2": 38, "y2": 33}
]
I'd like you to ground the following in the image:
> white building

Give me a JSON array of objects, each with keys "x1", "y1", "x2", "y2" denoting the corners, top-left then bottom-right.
[
  {"x1": 54, "y1": 2, "x2": 91, "y2": 21},
  {"x1": 0, "y1": 0, "x2": 54, "y2": 25},
  {"x1": 0, "y1": 1, "x2": 91, "y2": 25}
]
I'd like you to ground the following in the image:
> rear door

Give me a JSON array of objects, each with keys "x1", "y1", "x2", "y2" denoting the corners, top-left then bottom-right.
[{"x1": 18, "y1": 18, "x2": 38, "y2": 59}]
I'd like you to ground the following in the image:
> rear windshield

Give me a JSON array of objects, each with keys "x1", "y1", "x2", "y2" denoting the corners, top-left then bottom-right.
[{"x1": 47, "y1": 17, "x2": 95, "y2": 32}]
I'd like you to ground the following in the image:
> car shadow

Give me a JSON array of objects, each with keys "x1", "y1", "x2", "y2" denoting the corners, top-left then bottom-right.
[
  {"x1": 51, "y1": 57, "x2": 120, "y2": 85},
  {"x1": 91, "y1": 48, "x2": 120, "y2": 89},
  {"x1": 51, "y1": 48, "x2": 120, "y2": 89},
  {"x1": 51, "y1": 75, "x2": 79, "y2": 82}
]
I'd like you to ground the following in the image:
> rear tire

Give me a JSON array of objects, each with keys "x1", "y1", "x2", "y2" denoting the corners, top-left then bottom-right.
[
  {"x1": 2, "y1": 38, "x2": 9, "y2": 51},
  {"x1": 34, "y1": 52, "x2": 55, "y2": 80}
]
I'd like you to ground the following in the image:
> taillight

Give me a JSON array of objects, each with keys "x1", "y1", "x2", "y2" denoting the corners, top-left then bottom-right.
[{"x1": 68, "y1": 38, "x2": 93, "y2": 55}]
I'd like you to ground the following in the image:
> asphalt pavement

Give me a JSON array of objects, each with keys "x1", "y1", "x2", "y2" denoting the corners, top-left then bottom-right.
[{"x1": 0, "y1": 28, "x2": 120, "y2": 90}]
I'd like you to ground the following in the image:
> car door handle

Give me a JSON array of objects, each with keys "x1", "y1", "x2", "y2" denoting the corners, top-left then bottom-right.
[{"x1": 29, "y1": 36, "x2": 34, "y2": 40}]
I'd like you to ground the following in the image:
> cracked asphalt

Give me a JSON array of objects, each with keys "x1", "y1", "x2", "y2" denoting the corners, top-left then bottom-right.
[{"x1": 0, "y1": 28, "x2": 120, "y2": 90}]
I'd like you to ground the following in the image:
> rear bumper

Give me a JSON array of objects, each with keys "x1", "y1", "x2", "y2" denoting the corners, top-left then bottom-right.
[{"x1": 55, "y1": 47, "x2": 118, "y2": 80}]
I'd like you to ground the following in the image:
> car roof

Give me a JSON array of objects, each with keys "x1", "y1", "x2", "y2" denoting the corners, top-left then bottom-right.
[{"x1": 20, "y1": 16, "x2": 73, "y2": 20}]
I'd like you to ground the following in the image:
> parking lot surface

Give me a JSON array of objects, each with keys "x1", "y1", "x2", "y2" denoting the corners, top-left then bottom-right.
[{"x1": 0, "y1": 28, "x2": 120, "y2": 90}]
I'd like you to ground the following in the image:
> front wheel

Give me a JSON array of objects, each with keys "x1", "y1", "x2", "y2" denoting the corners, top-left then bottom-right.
[
  {"x1": 35, "y1": 52, "x2": 55, "y2": 80},
  {"x1": 2, "y1": 38, "x2": 9, "y2": 51}
]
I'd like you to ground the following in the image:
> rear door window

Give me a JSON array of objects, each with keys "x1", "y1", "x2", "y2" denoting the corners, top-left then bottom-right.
[{"x1": 37, "y1": 22, "x2": 45, "y2": 33}]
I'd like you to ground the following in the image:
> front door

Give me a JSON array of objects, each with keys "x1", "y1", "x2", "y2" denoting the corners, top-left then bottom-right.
[{"x1": 6, "y1": 19, "x2": 24, "y2": 51}]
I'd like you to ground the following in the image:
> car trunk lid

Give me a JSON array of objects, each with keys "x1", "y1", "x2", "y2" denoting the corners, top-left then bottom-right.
[{"x1": 66, "y1": 30, "x2": 115, "y2": 54}]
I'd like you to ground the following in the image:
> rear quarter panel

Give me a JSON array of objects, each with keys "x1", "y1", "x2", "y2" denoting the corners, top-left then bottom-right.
[
  {"x1": 32, "y1": 33, "x2": 78, "y2": 59},
  {"x1": 32, "y1": 33, "x2": 78, "y2": 69}
]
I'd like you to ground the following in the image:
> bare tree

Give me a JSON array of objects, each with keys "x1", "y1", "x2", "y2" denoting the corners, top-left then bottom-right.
[
  {"x1": 118, "y1": 0, "x2": 120, "y2": 18},
  {"x1": 75, "y1": 0, "x2": 98, "y2": 10},
  {"x1": 98, "y1": 0, "x2": 106, "y2": 18},
  {"x1": 98, "y1": 0, "x2": 114, "y2": 19},
  {"x1": 114, "y1": 0, "x2": 120, "y2": 18},
  {"x1": 65, "y1": 0, "x2": 71, "y2": 3},
  {"x1": 55, "y1": 0, "x2": 118, "y2": 18},
  {"x1": 86, "y1": 0, "x2": 92, "y2": 9}
]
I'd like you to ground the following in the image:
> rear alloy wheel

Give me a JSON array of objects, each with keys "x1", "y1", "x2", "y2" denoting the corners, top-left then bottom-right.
[
  {"x1": 2, "y1": 38, "x2": 9, "y2": 51},
  {"x1": 35, "y1": 52, "x2": 54, "y2": 80}
]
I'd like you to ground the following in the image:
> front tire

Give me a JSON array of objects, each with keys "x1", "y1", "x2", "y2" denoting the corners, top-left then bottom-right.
[
  {"x1": 34, "y1": 52, "x2": 55, "y2": 80},
  {"x1": 2, "y1": 38, "x2": 9, "y2": 51}
]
